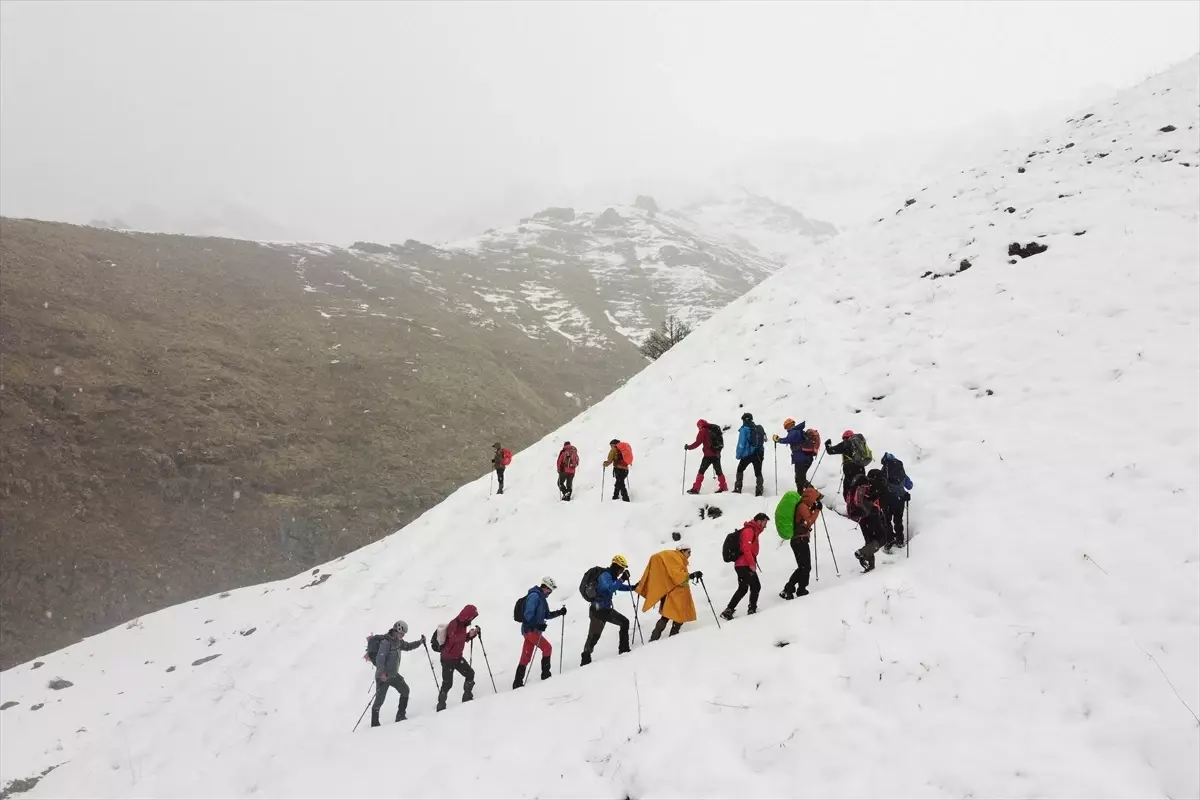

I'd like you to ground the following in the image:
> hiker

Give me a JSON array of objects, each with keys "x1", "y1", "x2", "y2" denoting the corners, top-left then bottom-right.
[
  {"x1": 825, "y1": 430, "x2": 873, "y2": 499},
  {"x1": 492, "y1": 442, "x2": 512, "y2": 494},
  {"x1": 557, "y1": 442, "x2": 579, "y2": 501},
  {"x1": 370, "y1": 621, "x2": 425, "y2": 727},
  {"x1": 513, "y1": 577, "x2": 567, "y2": 688},
  {"x1": 685, "y1": 419, "x2": 727, "y2": 494},
  {"x1": 772, "y1": 418, "x2": 820, "y2": 491},
  {"x1": 880, "y1": 452, "x2": 913, "y2": 552},
  {"x1": 603, "y1": 439, "x2": 633, "y2": 502},
  {"x1": 720, "y1": 513, "x2": 768, "y2": 620},
  {"x1": 635, "y1": 541, "x2": 701, "y2": 640},
  {"x1": 580, "y1": 555, "x2": 635, "y2": 665},
  {"x1": 780, "y1": 487, "x2": 823, "y2": 600},
  {"x1": 847, "y1": 471, "x2": 888, "y2": 572},
  {"x1": 435, "y1": 605, "x2": 481, "y2": 712},
  {"x1": 733, "y1": 413, "x2": 766, "y2": 496}
]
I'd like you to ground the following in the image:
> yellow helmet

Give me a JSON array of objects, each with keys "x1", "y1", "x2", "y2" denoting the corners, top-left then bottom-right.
[{"x1": 612, "y1": 554, "x2": 629, "y2": 569}]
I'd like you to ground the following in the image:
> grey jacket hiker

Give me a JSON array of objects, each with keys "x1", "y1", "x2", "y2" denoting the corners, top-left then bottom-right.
[{"x1": 375, "y1": 634, "x2": 422, "y2": 678}]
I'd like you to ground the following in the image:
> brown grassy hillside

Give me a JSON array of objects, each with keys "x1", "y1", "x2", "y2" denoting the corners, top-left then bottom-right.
[{"x1": 0, "y1": 218, "x2": 645, "y2": 668}]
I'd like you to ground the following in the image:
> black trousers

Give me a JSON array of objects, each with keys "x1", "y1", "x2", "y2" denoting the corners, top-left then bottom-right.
[
  {"x1": 734, "y1": 454, "x2": 763, "y2": 492},
  {"x1": 698, "y1": 455, "x2": 724, "y2": 477},
  {"x1": 494, "y1": 466, "x2": 505, "y2": 491},
  {"x1": 786, "y1": 535, "x2": 811, "y2": 594},
  {"x1": 371, "y1": 675, "x2": 410, "y2": 721},
  {"x1": 883, "y1": 496, "x2": 905, "y2": 544},
  {"x1": 611, "y1": 467, "x2": 629, "y2": 501},
  {"x1": 793, "y1": 455, "x2": 814, "y2": 491},
  {"x1": 727, "y1": 565, "x2": 760, "y2": 612},
  {"x1": 557, "y1": 471, "x2": 575, "y2": 497},
  {"x1": 841, "y1": 462, "x2": 864, "y2": 496},
  {"x1": 582, "y1": 606, "x2": 630, "y2": 656},
  {"x1": 437, "y1": 658, "x2": 475, "y2": 708}
]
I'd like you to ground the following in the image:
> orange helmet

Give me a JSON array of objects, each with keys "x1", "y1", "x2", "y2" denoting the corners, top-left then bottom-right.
[{"x1": 783, "y1": 418, "x2": 796, "y2": 429}]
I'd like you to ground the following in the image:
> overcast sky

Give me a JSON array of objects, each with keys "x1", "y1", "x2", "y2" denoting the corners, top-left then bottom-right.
[{"x1": 2, "y1": 1, "x2": 1197, "y2": 242}]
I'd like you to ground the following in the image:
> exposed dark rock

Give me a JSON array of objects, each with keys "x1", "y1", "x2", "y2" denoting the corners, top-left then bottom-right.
[
  {"x1": 219, "y1": 592, "x2": 231, "y2": 599},
  {"x1": 920, "y1": 271, "x2": 933, "y2": 279},
  {"x1": 1008, "y1": 242, "x2": 1049, "y2": 259},
  {"x1": 240, "y1": 627, "x2": 257, "y2": 637},
  {"x1": 595, "y1": 208, "x2": 624, "y2": 227},
  {"x1": 31, "y1": 662, "x2": 43, "y2": 670},
  {"x1": 871, "y1": 395, "x2": 887, "y2": 401},
  {"x1": 1005, "y1": 207, "x2": 1016, "y2": 214},
  {"x1": 904, "y1": 198, "x2": 916, "y2": 207},
  {"x1": 1159, "y1": 125, "x2": 1177, "y2": 133},
  {"x1": 958, "y1": 259, "x2": 972, "y2": 272},
  {"x1": 349, "y1": 241, "x2": 391, "y2": 255},
  {"x1": 1, "y1": 765, "x2": 60, "y2": 800},
  {"x1": 191, "y1": 654, "x2": 221, "y2": 667},
  {"x1": 165, "y1": 666, "x2": 176, "y2": 673},
  {"x1": 1008, "y1": 259, "x2": 1019, "y2": 265},
  {"x1": 31, "y1": 703, "x2": 43, "y2": 711},
  {"x1": 1073, "y1": 231, "x2": 1087, "y2": 236},
  {"x1": 301, "y1": 573, "x2": 331, "y2": 589},
  {"x1": 47, "y1": 678, "x2": 73, "y2": 690},
  {"x1": 1096, "y1": 153, "x2": 1109, "y2": 159},
  {"x1": 985, "y1": 390, "x2": 994, "y2": 396},
  {"x1": 0, "y1": 701, "x2": 18, "y2": 711},
  {"x1": 1064, "y1": 142, "x2": 1075, "y2": 149},
  {"x1": 1017, "y1": 167, "x2": 1026, "y2": 174},
  {"x1": 633, "y1": 196, "x2": 659, "y2": 214},
  {"x1": 1082, "y1": 113, "x2": 1094, "y2": 120},
  {"x1": 775, "y1": 640, "x2": 791, "y2": 648}
]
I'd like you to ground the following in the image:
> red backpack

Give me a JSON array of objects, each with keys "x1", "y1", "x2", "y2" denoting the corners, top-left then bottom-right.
[
  {"x1": 501, "y1": 448, "x2": 513, "y2": 466},
  {"x1": 801, "y1": 428, "x2": 821, "y2": 455},
  {"x1": 615, "y1": 442, "x2": 634, "y2": 466}
]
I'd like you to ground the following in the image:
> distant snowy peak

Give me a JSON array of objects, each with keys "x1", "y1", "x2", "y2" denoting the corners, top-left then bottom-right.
[{"x1": 674, "y1": 193, "x2": 838, "y2": 261}]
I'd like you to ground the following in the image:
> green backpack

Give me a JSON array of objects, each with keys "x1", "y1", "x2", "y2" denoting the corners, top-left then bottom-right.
[
  {"x1": 774, "y1": 491, "x2": 802, "y2": 541},
  {"x1": 848, "y1": 434, "x2": 873, "y2": 467}
]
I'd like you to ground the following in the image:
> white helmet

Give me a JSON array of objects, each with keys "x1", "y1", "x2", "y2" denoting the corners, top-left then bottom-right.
[
  {"x1": 676, "y1": 539, "x2": 692, "y2": 553},
  {"x1": 541, "y1": 576, "x2": 557, "y2": 591},
  {"x1": 392, "y1": 620, "x2": 408, "y2": 636}
]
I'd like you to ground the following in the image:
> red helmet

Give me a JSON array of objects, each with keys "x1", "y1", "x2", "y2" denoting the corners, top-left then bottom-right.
[{"x1": 842, "y1": 430, "x2": 854, "y2": 439}]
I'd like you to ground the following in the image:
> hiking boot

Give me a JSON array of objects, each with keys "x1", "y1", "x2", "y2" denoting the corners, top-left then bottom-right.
[
  {"x1": 732, "y1": 484, "x2": 743, "y2": 494},
  {"x1": 462, "y1": 680, "x2": 475, "y2": 703},
  {"x1": 686, "y1": 488, "x2": 700, "y2": 495},
  {"x1": 580, "y1": 652, "x2": 592, "y2": 667},
  {"x1": 720, "y1": 608, "x2": 735, "y2": 621},
  {"x1": 370, "y1": 711, "x2": 381, "y2": 728},
  {"x1": 796, "y1": 588, "x2": 809, "y2": 597},
  {"x1": 779, "y1": 589, "x2": 794, "y2": 601},
  {"x1": 396, "y1": 697, "x2": 409, "y2": 721},
  {"x1": 540, "y1": 656, "x2": 552, "y2": 681},
  {"x1": 755, "y1": 487, "x2": 764, "y2": 497},
  {"x1": 436, "y1": 700, "x2": 447, "y2": 712},
  {"x1": 621, "y1": 496, "x2": 630, "y2": 502},
  {"x1": 747, "y1": 606, "x2": 757, "y2": 615},
  {"x1": 715, "y1": 487, "x2": 728, "y2": 494},
  {"x1": 497, "y1": 488, "x2": 504, "y2": 495},
  {"x1": 612, "y1": 494, "x2": 620, "y2": 500},
  {"x1": 513, "y1": 665, "x2": 526, "y2": 690}
]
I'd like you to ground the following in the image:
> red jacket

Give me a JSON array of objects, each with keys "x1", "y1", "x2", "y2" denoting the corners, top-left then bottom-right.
[
  {"x1": 735, "y1": 519, "x2": 764, "y2": 569},
  {"x1": 556, "y1": 446, "x2": 579, "y2": 475},
  {"x1": 685, "y1": 419, "x2": 719, "y2": 457},
  {"x1": 440, "y1": 605, "x2": 479, "y2": 662}
]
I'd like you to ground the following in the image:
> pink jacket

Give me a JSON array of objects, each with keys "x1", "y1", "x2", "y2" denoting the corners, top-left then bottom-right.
[{"x1": 735, "y1": 519, "x2": 764, "y2": 569}]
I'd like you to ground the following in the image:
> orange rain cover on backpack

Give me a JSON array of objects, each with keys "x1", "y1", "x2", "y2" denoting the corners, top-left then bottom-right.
[
  {"x1": 616, "y1": 442, "x2": 634, "y2": 467},
  {"x1": 501, "y1": 448, "x2": 513, "y2": 466}
]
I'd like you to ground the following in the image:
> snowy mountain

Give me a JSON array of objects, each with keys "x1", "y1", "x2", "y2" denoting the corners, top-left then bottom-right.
[{"x1": 2, "y1": 56, "x2": 1198, "y2": 800}]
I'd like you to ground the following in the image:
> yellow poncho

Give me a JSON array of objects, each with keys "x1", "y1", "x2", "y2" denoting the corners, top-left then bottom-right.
[{"x1": 634, "y1": 549, "x2": 697, "y2": 624}]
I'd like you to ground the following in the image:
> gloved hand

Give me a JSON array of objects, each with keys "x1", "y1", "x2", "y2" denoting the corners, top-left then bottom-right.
[
  {"x1": 621, "y1": 569, "x2": 631, "y2": 582},
  {"x1": 472, "y1": 626, "x2": 482, "y2": 636},
  {"x1": 689, "y1": 570, "x2": 703, "y2": 581},
  {"x1": 420, "y1": 634, "x2": 427, "y2": 644},
  {"x1": 825, "y1": 439, "x2": 832, "y2": 447},
  {"x1": 814, "y1": 501, "x2": 823, "y2": 511},
  {"x1": 559, "y1": 606, "x2": 567, "y2": 616},
  {"x1": 772, "y1": 434, "x2": 780, "y2": 442},
  {"x1": 683, "y1": 443, "x2": 689, "y2": 450},
  {"x1": 537, "y1": 624, "x2": 547, "y2": 632}
]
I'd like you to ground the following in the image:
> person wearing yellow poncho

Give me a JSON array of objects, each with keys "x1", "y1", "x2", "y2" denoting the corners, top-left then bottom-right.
[{"x1": 634, "y1": 540, "x2": 703, "y2": 641}]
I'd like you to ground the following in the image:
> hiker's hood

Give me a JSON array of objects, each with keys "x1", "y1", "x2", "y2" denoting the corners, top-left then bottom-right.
[{"x1": 456, "y1": 604, "x2": 478, "y2": 623}]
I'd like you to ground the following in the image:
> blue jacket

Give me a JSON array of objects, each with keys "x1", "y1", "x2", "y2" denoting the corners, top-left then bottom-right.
[
  {"x1": 593, "y1": 570, "x2": 634, "y2": 610},
  {"x1": 521, "y1": 587, "x2": 564, "y2": 635},
  {"x1": 777, "y1": 424, "x2": 814, "y2": 466},
  {"x1": 735, "y1": 423, "x2": 760, "y2": 459}
]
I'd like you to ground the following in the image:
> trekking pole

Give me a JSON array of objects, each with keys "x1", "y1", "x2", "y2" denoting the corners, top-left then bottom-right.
[
  {"x1": 422, "y1": 641, "x2": 441, "y2": 691},
  {"x1": 522, "y1": 634, "x2": 547, "y2": 687},
  {"x1": 351, "y1": 680, "x2": 375, "y2": 732},
  {"x1": 812, "y1": 450, "x2": 825, "y2": 480},
  {"x1": 470, "y1": 639, "x2": 474, "y2": 667},
  {"x1": 629, "y1": 592, "x2": 645, "y2": 646},
  {"x1": 559, "y1": 614, "x2": 565, "y2": 675},
  {"x1": 820, "y1": 513, "x2": 840, "y2": 576},
  {"x1": 813, "y1": 530, "x2": 819, "y2": 582},
  {"x1": 905, "y1": 499, "x2": 910, "y2": 559},
  {"x1": 681, "y1": 451, "x2": 687, "y2": 495},
  {"x1": 476, "y1": 634, "x2": 499, "y2": 693},
  {"x1": 698, "y1": 577, "x2": 722, "y2": 629},
  {"x1": 773, "y1": 443, "x2": 778, "y2": 495},
  {"x1": 489, "y1": 472, "x2": 493, "y2": 496},
  {"x1": 601, "y1": 467, "x2": 606, "y2": 502}
]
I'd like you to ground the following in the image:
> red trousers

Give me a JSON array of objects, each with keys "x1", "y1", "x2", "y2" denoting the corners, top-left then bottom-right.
[{"x1": 518, "y1": 631, "x2": 552, "y2": 665}]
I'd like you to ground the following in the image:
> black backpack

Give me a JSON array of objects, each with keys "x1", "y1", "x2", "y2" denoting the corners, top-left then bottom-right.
[
  {"x1": 429, "y1": 625, "x2": 444, "y2": 653},
  {"x1": 751, "y1": 424, "x2": 766, "y2": 452},
  {"x1": 721, "y1": 529, "x2": 742, "y2": 563},
  {"x1": 579, "y1": 566, "x2": 605, "y2": 602},
  {"x1": 707, "y1": 423, "x2": 725, "y2": 452},
  {"x1": 513, "y1": 596, "x2": 526, "y2": 623},
  {"x1": 364, "y1": 633, "x2": 386, "y2": 664}
]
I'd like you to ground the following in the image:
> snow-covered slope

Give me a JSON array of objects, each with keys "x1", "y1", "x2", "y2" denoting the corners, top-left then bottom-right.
[{"x1": 2, "y1": 58, "x2": 1198, "y2": 800}]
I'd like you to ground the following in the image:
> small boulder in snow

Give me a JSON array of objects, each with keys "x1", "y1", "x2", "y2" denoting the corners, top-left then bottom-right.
[
  {"x1": 192, "y1": 654, "x2": 221, "y2": 667},
  {"x1": 1159, "y1": 124, "x2": 1177, "y2": 132},
  {"x1": 48, "y1": 678, "x2": 73, "y2": 690},
  {"x1": 595, "y1": 208, "x2": 624, "y2": 227},
  {"x1": 1008, "y1": 242, "x2": 1049, "y2": 259}
]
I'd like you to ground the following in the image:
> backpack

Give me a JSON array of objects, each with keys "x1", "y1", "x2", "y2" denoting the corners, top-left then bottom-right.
[
  {"x1": 429, "y1": 623, "x2": 447, "y2": 653},
  {"x1": 707, "y1": 424, "x2": 724, "y2": 452},
  {"x1": 616, "y1": 441, "x2": 633, "y2": 466},
  {"x1": 579, "y1": 566, "x2": 605, "y2": 602},
  {"x1": 773, "y1": 491, "x2": 802, "y2": 541},
  {"x1": 847, "y1": 434, "x2": 873, "y2": 467},
  {"x1": 364, "y1": 633, "x2": 386, "y2": 664},
  {"x1": 513, "y1": 595, "x2": 528, "y2": 623},
  {"x1": 567, "y1": 448, "x2": 579, "y2": 470},
  {"x1": 721, "y1": 529, "x2": 742, "y2": 562},
  {"x1": 501, "y1": 448, "x2": 513, "y2": 466},
  {"x1": 882, "y1": 455, "x2": 912, "y2": 496},
  {"x1": 801, "y1": 428, "x2": 821, "y2": 455},
  {"x1": 751, "y1": 424, "x2": 766, "y2": 452}
]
